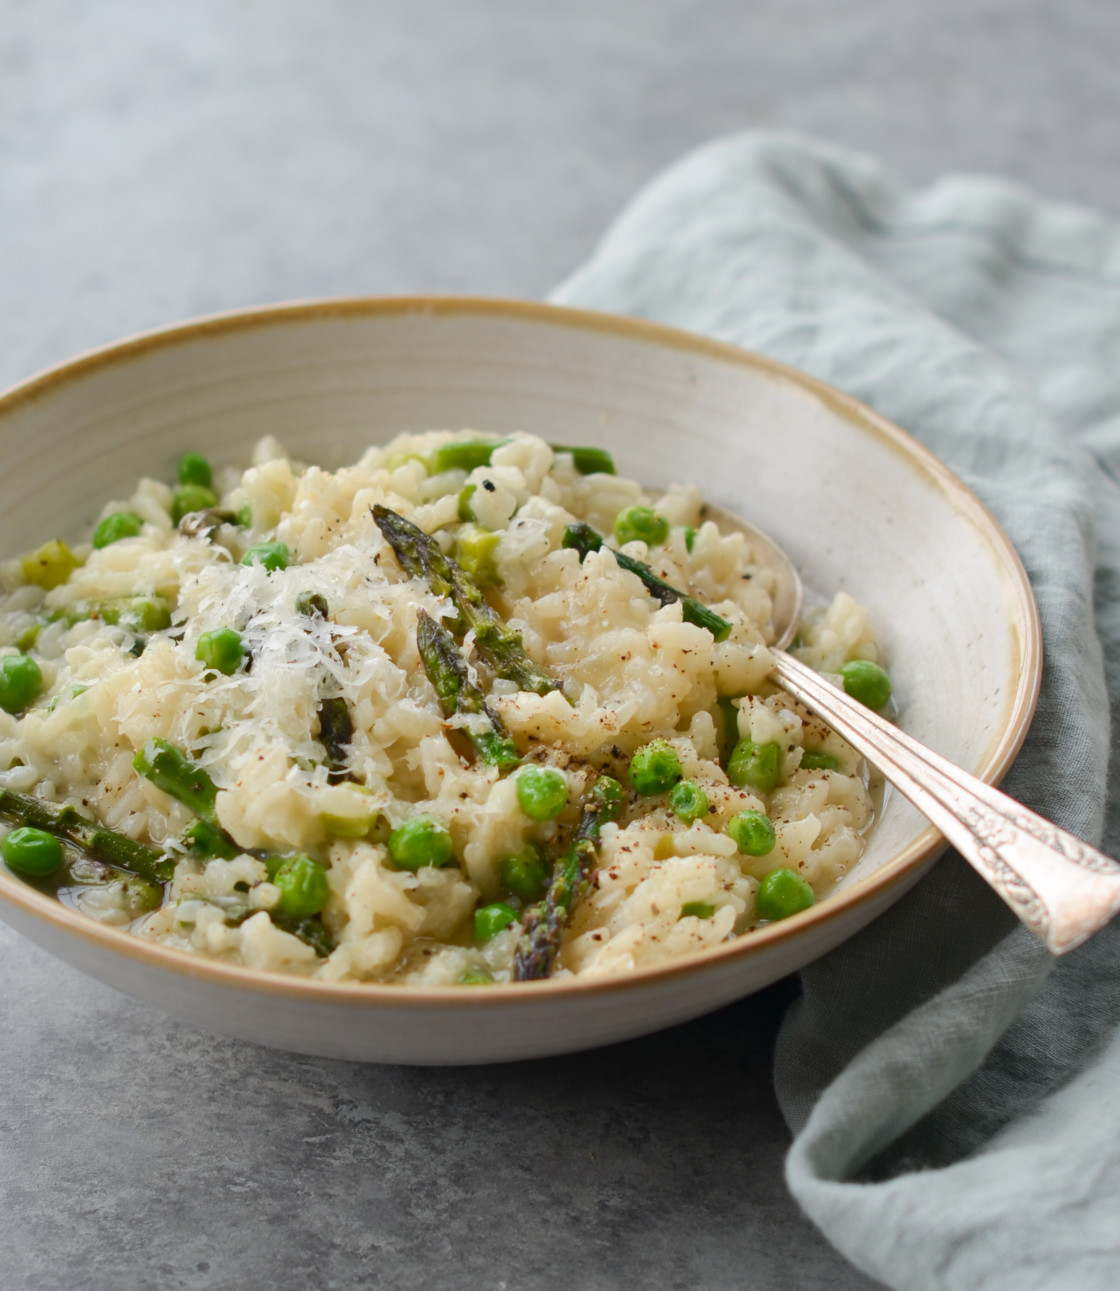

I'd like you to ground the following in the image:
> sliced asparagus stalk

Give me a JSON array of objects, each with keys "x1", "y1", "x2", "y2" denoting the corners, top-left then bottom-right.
[
  {"x1": 512, "y1": 776, "x2": 623, "y2": 981},
  {"x1": 180, "y1": 818, "x2": 239, "y2": 860},
  {"x1": 562, "y1": 522, "x2": 732, "y2": 641},
  {"x1": 271, "y1": 913, "x2": 336, "y2": 958},
  {"x1": 133, "y1": 738, "x2": 221, "y2": 824},
  {"x1": 292, "y1": 592, "x2": 359, "y2": 782},
  {"x1": 416, "y1": 609, "x2": 520, "y2": 771},
  {"x1": 0, "y1": 786, "x2": 174, "y2": 884},
  {"x1": 180, "y1": 895, "x2": 336, "y2": 959},
  {"x1": 316, "y1": 697, "x2": 357, "y2": 784},
  {"x1": 550, "y1": 445, "x2": 616, "y2": 475},
  {"x1": 427, "y1": 438, "x2": 503, "y2": 474}
]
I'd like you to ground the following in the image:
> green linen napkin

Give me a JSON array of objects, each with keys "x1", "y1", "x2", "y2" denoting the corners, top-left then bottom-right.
[{"x1": 552, "y1": 132, "x2": 1120, "y2": 1290}]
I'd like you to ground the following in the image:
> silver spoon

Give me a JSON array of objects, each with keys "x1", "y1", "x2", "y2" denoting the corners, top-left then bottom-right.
[{"x1": 726, "y1": 511, "x2": 1120, "y2": 956}]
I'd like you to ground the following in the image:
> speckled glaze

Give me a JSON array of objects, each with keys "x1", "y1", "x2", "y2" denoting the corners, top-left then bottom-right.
[{"x1": 0, "y1": 298, "x2": 1041, "y2": 1063}]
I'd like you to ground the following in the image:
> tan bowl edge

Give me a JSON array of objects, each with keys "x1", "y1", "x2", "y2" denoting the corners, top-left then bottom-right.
[{"x1": 0, "y1": 295, "x2": 1044, "y2": 1010}]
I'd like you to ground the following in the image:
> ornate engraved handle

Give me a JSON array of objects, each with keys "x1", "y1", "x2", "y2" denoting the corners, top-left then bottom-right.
[{"x1": 772, "y1": 651, "x2": 1120, "y2": 955}]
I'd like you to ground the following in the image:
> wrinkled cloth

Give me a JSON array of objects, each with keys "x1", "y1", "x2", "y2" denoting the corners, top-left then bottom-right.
[{"x1": 552, "y1": 133, "x2": 1120, "y2": 1290}]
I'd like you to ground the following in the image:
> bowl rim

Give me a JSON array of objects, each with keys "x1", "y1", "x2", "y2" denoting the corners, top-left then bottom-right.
[{"x1": 0, "y1": 294, "x2": 1043, "y2": 1007}]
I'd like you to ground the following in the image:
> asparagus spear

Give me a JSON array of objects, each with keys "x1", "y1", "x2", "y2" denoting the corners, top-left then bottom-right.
[
  {"x1": 292, "y1": 593, "x2": 358, "y2": 782},
  {"x1": 228, "y1": 905, "x2": 336, "y2": 958},
  {"x1": 0, "y1": 786, "x2": 174, "y2": 883},
  {"x1": 73, "y1": 860, "x2": 164, "y2": 914},
  {"x1": 132, "y1": 738, "x2": 258, "y2": 869},
  {"x1": 562, "y1": 522, "x2": 732, "y2": 641},
  {"x1": 272, "y1": 913, "x2": 336, "y2": 958},
  {"x1": 416, "y1": 609, "x2": 520, "y2": 771},
  {"x1": 512, "y1": 775, "x2": 624, "y2": 981},
  {"x1": 181, "y1": 896, "x2": 336, "y2": 958},
  {"x1": 317, "y1": 696, "x2": 357, "y2": 784},
  {"x1": 372, "y1": 504, "x2": 559, "y2": 696},
  {"x1": 180, "y1": 818, "x2": 239, "y2": 860},
  {"x1": 133, "y1": 738, "x2": 221, "y2": 824}
]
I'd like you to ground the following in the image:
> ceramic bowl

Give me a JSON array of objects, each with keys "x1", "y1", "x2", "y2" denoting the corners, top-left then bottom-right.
[{"x1": 0, "y1": 298, "x2": 1040, "y2": 1063}]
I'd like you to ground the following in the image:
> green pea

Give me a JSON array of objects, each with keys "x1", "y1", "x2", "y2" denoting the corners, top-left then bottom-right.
[
  {"x1": 240, "y1": 541, "x2": 290, "y2": 573},
  {"x1": 800, "y1": 750, "x2": 840, "y2": 772},
  {"x1": 295, "y1": 592, "x2": 329, "y2": 619},
  {"x1": 756, "y1": 867, "x2": 815, "y2": 921},
  {"x1": 2, "y1": 826, "x2": 62, "y2": 877},
  {"x1": 589, "y1": 774, "x2": 625, "y2": 821},
  {"x1": 268, "y1": 854, "x2": 331, "y2": 918},
  {"x1": 727, "y1": 739, "x2": 782, "y2": 794},
  {"x1": 93, "y1": 511, "x2": 144, "y2": 549},
  {"x1": 388, "y1": 815, "x2": 454, "y2": 870},
  {"x1": 475, "y1": 901, "x2": 518, "y2": 941},
  {"x1": 670, "y1": 780, "x2": 709, "y2": 823},
  {"x1": 629, "y1": 739, "x2": 682, "y2": 796},
  {"x1": 680, "y1": 900, "x2": 716, "y2": 920},
  {"x1": 0, "y1": 654, "x2": 43, "y2": 714},
  {"x1": 838, "y1": 659, "x2": 892, "y2": 710},
  {"x1": 500, "y1": 849, "x2": 549, "y2": 900},
  {"x1": 236, "y1": 505, "x2": 252, "y2": 528},
  {"x1": 682, "y1": 525, "x2": 696, "y2": 553},
  {"x1": 613, "y1": 505, "x2": 670, "y2": 547},
  {"x1": 177, "y1": 453, "x2": 213, "y2": 489},
  {"x1": 195, "y1": 627, "x2": 244, "y2": 676},
  {"x1": 516, "y1": 766, "x2": 569, "y2": 821},
  {"x1": 727, "y1": 809, "x2": 776, "y2": 856},
  {"x1": 458, "y1": 966, "x2": 494, "y2": 986},
  {"x1": 171, "y1": 484, "x2": 219, "y2": 523}
]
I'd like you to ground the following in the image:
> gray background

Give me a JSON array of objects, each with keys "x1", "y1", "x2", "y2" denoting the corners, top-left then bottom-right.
[{"x1": 1, "y1": 2, "x2": 1117, "y2": 1288}]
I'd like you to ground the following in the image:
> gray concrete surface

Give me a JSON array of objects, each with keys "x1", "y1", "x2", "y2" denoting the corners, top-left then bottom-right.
[{"x1": 2, "y1": 2, "x2": 1119, "y2": 1287}]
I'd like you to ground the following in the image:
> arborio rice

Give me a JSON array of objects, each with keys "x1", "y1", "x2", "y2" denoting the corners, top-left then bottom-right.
[{"x1": 0, "y1": 431, "x2": 887, "y2": 985}]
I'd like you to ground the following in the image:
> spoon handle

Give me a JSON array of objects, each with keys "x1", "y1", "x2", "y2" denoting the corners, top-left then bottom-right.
[{"x1": 772, "y1": 650, "x2": 1120, "y2": 955}]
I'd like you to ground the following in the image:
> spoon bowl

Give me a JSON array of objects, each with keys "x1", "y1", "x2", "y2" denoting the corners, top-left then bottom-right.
[
  {"x1": 704, "y1": 501, "x2": 803, "y2": 650},
  {"x1": 712, "y1": 503, "x2": 1120, "y2": 954}
]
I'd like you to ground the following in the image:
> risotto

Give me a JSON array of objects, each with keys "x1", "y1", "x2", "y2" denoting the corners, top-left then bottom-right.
[{"x1": 0, "y1": 431, "x2": 887, "y2": 985}]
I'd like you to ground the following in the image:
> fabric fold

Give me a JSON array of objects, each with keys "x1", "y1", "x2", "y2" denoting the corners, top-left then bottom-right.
[{"x1": 552, "y1": 131, "x2": 1120, "y2": 1290}]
